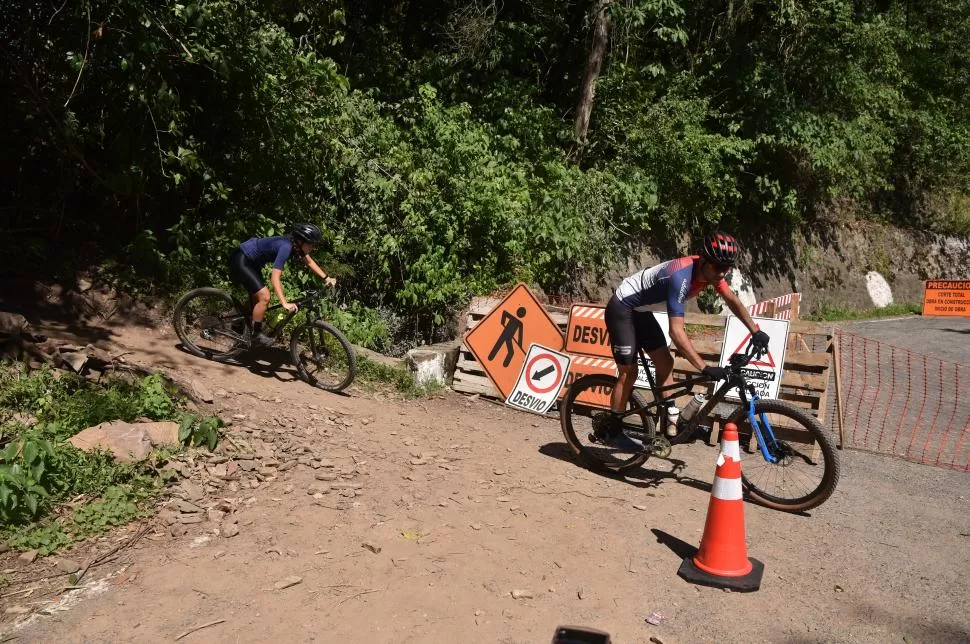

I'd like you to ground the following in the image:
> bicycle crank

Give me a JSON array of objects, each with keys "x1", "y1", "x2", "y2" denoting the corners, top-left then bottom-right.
[{"x1": 648, "y1": 436, "x2": 672, "y2": 458}]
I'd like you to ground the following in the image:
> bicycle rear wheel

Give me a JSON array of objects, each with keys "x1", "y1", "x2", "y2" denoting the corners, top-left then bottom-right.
[
  {"x1": 726, "y1": 399, "x2": 841, "y2": 512},
  {"x1": 559, "y1": 374, "x2": 655, "y2": 473},
  {"x1": 290, "y1": 320, "x2": 356, "y2": 392},
  {"x1": 172, "y1": 287, "x2": 248, "y2": 361}
]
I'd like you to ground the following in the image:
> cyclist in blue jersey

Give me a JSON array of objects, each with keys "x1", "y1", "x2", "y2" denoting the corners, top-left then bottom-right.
[
  {"x1": 229, "y1": 223, "x2": 337, "y2": 347},
  {"x1": 602, "y1": 231, "x2": 770, "y2": 450}
]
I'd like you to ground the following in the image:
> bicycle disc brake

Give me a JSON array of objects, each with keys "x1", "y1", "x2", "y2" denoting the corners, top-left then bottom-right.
[{"x1": 648, "y1": 436, "x2": 672, "y2": 459}]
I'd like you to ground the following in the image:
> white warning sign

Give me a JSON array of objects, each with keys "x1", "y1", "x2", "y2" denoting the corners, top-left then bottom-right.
[
  {"x1": 506, "y1": 344, "x2": 573, "y2": 415},
  {"x1": 716, "y1": 316, "x2": 790, "y2": 400}
]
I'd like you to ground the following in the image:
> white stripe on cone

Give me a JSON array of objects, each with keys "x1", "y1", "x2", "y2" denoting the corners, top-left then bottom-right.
[
  {"x1": 711, "y1": 454, "x2": 743, "y2": 501},
  {"x1": 721, "y1": 433, "x2": 740, "y2": 462}
]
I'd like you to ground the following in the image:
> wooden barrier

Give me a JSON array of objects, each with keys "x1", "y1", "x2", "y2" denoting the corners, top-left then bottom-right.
[{"x1": 453, "y1": 297, "x2": 837, "y2": 439}]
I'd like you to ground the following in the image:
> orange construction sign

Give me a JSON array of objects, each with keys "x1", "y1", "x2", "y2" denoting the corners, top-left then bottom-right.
[
  {"x1": 463, "y1": 284, "x2": 565, "y2": 399},
  {"x1": 564, "y1": 303, "x2": 612, "y2": 358},
  {"x1": 561, "y1": 355, "x2": 618, "y2": 409},
  {"x1": 922, "y1": 280, "x2": 970, "y2": 317}
]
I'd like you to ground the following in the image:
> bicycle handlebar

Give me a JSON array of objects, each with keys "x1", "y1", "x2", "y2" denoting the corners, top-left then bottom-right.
[
  {"x1": 698, "y1": 342, "x2": 768, "y2": 382},
  {"x1": 293, "y1": 289, "x2": 330, "y2": 304}
]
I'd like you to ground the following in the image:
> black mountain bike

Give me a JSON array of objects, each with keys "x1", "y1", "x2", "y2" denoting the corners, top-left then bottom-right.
[
  {"x1": 172, "y1": 287, "x2": 356, "y2": 392},
  {"x1": 559, "y1": 344, "x2": 840, "y2": 512}
]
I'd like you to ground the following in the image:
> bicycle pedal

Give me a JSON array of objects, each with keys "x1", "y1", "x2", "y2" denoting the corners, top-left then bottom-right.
[{"x1": 648, "y1": 436, "x2": 672, "y2": 459}]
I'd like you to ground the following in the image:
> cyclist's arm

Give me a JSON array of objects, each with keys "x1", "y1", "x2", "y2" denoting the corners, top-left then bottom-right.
[
  {"x1": 302, "y1": 254, "x2": 331, "y2": 282},
  {"x1": 269, "y1": 268, "x2": 290, "y2": 308},
  {"x1": 720, "y1": 286, "x2": 761, "y2": 334},
  {"x1": 668, "y1": 316, "x2": 708, "y2": 372},
  {"x1": 666, "y1": 268, "x2": 708, "y2": 371}
]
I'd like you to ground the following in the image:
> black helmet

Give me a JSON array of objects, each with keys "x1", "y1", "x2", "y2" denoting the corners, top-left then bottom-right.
[
  {"x1": 291, "y1": 222, "x2": 322, "y2": 245},
  {"x1": 700, "y1": 231, "x2": 740, "y2": 266}
]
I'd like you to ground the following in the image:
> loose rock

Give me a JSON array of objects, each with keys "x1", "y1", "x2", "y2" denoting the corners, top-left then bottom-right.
[
  {"x1": 176, "y1": 500, "x2": 204, "y2": 513},
  {"x1": 191, "y1": 380, "x2": 214, "y2": 403},
  {"x1": 274, "y1": 575, "x2": 302, "y2": 590}
]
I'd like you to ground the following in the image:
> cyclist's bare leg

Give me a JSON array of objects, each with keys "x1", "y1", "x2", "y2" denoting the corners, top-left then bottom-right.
[
  {"x1": 251, "y1": 288, "x2": 271, "y2": 323},
  {"x1": 648, "y1": 347, "x2": 675, "y2": 391},
  {"x1": 609, "y1": 363, "x2": 638, "y2": 413}
]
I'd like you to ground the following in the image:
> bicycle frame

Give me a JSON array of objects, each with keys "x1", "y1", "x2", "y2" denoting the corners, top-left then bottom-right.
[
  {"x1": 610, "y1": 346, "x2": 784, "y2": 463},
  {"x1": 222, "y1": 291, "x2": 331, "y2": 343}
]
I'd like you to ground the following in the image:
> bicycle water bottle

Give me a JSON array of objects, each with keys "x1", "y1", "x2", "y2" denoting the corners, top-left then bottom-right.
[
  {"x1": 680, "y1": 393, "x2": 708, "y2": 422},
  {"x1": 665, "y1": 405, "x2": 680, "y2": 437}
]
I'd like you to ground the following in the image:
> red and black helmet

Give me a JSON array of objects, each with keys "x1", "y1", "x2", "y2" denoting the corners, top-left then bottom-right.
[{"x1": 700, "y1": 231, "x2": 740, "y2": 266}]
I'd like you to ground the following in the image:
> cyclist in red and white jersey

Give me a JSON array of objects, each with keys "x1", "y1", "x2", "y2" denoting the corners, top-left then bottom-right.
[{"x1": 602, "y1": 231, "x2": 769, "y2": 450}]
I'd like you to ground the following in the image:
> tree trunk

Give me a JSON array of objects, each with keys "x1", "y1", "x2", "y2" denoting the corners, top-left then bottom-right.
[{"x1": 573, "y1": 0, "x2": 613, "y2": 145}]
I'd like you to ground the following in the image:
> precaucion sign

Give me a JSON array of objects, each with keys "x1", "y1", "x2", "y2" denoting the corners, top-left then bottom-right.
[
  {"x1": 716, "y1": 316, "x2": 790, "y2": 401},
  {"x1": 506, "y1": 344, "x2": 572, "y2": 415},
  {"x1": 922, "y1": 280, "x2": 970, "y2": 317}
]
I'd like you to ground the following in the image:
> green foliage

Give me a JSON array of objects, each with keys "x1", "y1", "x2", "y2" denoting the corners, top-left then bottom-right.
[
  {"x1": 0, "y1": 367, "x2": 180, "y2": 442},
  {"x1": 805, "y1": 302, "x2": 922, "y2": 322},
  {"x1": 0, "y1": 364, "x2": 205, "y2": 553},
  {"x1": 696, "y1": 286, "x2": 723, "y2": 315},
  {"x1": 0, "y1": 435, "x2": 55, "y2": 524},
  {"x1": 178, "y1": 414, "x2": 222, "y2": 451},
  {"x1": 354, "y1": 355, "x2": 441, "y2": 398},
  {"x1": 6, "y1": 484, "x2": 155, "y2": 555},
  {"x1": 3, "y1": 0, "x2": 970, "y2": 345}
]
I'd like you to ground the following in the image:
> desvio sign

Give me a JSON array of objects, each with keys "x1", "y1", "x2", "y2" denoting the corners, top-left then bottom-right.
[
  {"x1": 565, "y1": 304, "x2": 671, "y2": 359},
  {"x1": 562, "y1": 304, "x2": 672, "y2": 409},
  {"x1": 565, "y1": 305, "x2": 612, "y2": 358}
]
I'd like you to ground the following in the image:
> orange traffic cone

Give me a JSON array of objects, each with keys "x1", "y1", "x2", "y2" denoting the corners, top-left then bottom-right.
[{"x1": 677, "y1": 423, "x2": 764, "y2": 592}]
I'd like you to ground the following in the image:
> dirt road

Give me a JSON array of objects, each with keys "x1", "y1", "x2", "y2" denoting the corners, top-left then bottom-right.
[{"x1": 3, "y1": 315, "x2": 970, "y2": 643}]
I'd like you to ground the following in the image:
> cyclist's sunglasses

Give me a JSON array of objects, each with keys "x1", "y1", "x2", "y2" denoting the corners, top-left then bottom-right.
[{"x1": 710, "y1": 261, "x2": 733, "y2": 273}]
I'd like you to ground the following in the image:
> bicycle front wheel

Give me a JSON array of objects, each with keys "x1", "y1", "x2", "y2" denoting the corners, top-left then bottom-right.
[
  {"x1": 172, "y1": 287, "x2": 248, "y2": 361},
  {"x1": 559, "y1": 374, "x2": 655, "y2": 474},
  {"x1": 290, "y1": 320, "x2": 356, "y2": 392},
  {"x1": 726, "y1": 399, "x2": 841, "y2": 512}
]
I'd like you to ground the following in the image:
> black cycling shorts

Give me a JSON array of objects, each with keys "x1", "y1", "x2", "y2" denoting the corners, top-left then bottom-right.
[
  {"x1": 229, "y1": 248, "x2": 265, "y2": 295},
  {"x1": 605, "y1": 295, "x2": 668, "y2": 365}
]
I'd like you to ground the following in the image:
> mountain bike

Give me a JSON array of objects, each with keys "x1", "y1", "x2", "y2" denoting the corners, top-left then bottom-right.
[
  {"x1": 559, "y1": 344, "x2": 840, "y2": 512},
  {"x1": 172, "y1": 287, "x2": 356, "y2": 392}
]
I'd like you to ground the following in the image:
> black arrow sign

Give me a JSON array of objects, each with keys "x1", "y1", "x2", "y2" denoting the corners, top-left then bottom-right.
[{"x1": 532, "y1": 365, "x2": 555, "y2": 381}]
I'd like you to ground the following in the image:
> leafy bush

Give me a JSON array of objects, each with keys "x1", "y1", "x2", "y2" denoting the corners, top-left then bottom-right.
[{"x1": 0, "y1": 364, "x2": 216, "y2": 551}]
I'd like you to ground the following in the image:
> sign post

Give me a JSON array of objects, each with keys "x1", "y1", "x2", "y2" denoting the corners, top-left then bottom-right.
[
  {"x1": 716, "y1": 316, "x2": 790, "y2": 401},
  {"x1": 922, "y1": 280, "x2": 970, "y2": 317},
  {"x1": 505, "y1": 344, "x2": 572, "y2": 415}
]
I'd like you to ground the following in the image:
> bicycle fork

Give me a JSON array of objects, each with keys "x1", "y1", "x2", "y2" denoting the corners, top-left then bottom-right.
[{"x1": 743, "y1": 387, "x2": 783, "y2": 465}]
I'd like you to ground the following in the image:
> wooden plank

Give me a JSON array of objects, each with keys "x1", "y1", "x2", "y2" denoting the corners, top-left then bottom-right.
[
  {"x1": 683, "y1": 312, "x2": 832, "y2": 337},
  {"x1": 779, "y1": 371, "x2": 828, "y2": 392},
  {"x1": 777, "y1": 392, "x2": 822, "y2": 411},
  {"x1": 670, "y1": 357, "x2": 830, "y2": 381},
  {"x1": 452, "y1": 372, "x2": 500, "y2": 397},
  {"x1": 832, "y1": 334, "x2": 846, "y2": 449},
  {"x1": 456, "y1": 356, "x2": 486, "y2": 375},
  {"x1": 682, "y1": 341, "x2": 833, "y2": 371}
]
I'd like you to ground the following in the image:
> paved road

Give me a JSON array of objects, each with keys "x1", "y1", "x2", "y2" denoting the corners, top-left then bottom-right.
[{"x1": 841, "y1": 315, "x2": 970, "y2": 364}]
